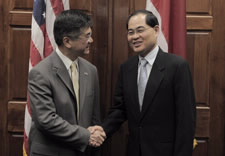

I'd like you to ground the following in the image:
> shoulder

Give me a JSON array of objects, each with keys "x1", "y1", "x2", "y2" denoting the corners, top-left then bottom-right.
[
  {"x1": 121, "y1": 55, "x2": 139, "y2": 68},
  {"x1": 78, "y1": 57, "x2": 97, "y2": 71},
  {"x1": 158, "y1": 51, "x2": 189, "y2": 67},
  {"x1": 29, "y1": 52, "x2": 57, "y2": 77}
]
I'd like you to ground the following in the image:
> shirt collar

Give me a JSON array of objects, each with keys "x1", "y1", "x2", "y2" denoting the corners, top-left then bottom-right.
[
  {"x1": 139, "y1": 45, "x2": 159, "y2": 66},
  {"x1": 56, "y1": 47, "x2": 78, "y2": 70}
]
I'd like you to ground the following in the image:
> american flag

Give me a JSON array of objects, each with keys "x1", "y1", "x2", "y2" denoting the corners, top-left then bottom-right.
[
  {"x1": 23, "y1": 0, "x2": 70, "y2": 155},
  {"x1": 146, "y1": 0, "x2": 187, "y2": 58}
]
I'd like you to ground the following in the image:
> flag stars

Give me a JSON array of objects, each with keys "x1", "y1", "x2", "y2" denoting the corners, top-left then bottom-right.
[{"x1": 42, "y1": 11, "x2": 46, "y2": 19}]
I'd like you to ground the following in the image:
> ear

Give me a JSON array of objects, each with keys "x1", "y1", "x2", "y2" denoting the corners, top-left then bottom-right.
[
  {"x1": 154, "y1": 25, "x2": 159, "y2": 34},
  {"x1": 62, "y1": 37, "x2": 72, "y2": 48}
]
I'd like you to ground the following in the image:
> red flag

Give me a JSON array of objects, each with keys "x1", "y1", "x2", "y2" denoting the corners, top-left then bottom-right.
[
  {"x1": 146, "y1": 0, "x2": 187, "y2": 58},
  {"x1": 23, "y1": 1, "x2": 70, "y2": 156}
]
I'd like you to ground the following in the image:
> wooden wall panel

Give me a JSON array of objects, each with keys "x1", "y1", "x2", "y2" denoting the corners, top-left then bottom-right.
[
  {"x1": 8, "y1": 135, "x2": 23, "y2": 156},
  {"x1": 187, "y1": 32, "x2": 210, "y2": 104},
  {"x1": 91, "y1": 0, "x2": 111, "y2": 116},
  {"x1": 187, "y1": 16, "x2": 213, "y2": 30},
  {"x1": 112, "y1": 0, "x2": 130, "y2": 86},
  {"x1": 0, "y1": 0, "x2": 8, "y2": 155},
  {"x1": 70, "y1": 0, "x2": 92, "y2": 11},
  {"x1": 109, "y1": 0, "x2": 130, "y2": 155},
  {"x1": 187, "y1": 0, "x2": 211, "y2": 13},
  {"x1": 195, "y1": 107, "x2": 210, "y2": 137},
  {"x1": 7, "y1": 102, "x2": 26, "y2": 132},
  {"x1": 9, "y1": 0, "x2": 33, "y2": 10},
  {"x1": 8, "y1": 28, "x2": 30, "y2": 100},
  {"x1": 2, "y1": 0, "x2": 32, "y2": 156},
  {"x1": 9, "y1": 11, "x2": 32, "y2": 26},
  {"x1": 209, "y1": 0, "x2": 225, "y2": 155},
  {"x1": 193, "y1": 140, "x2": 208, "y2": 156}
]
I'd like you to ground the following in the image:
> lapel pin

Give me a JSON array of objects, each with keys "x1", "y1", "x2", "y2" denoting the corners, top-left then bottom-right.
[{"x1": 84, "y1": 72, "x2": 88, "y2": 76}]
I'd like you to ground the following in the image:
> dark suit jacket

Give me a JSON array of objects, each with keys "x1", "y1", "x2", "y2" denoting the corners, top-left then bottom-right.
[
  {"x1": 28, "y1": 52, "x2": 100, "y2": 156},
  {"x1": 102, "y1": 48, "x2": 196, "y2": 156}
]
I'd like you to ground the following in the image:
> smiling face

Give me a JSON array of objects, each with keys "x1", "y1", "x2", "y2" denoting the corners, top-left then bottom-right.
[
  {"x1": 127, "y1": 13, "x2": 159, "y2": 56},
  {"x1": 72, "y1": 27, "x2": 93, "y2": 55},
  {"x1": 64, "y1": 27, "x2": 93, "y2": 56}
]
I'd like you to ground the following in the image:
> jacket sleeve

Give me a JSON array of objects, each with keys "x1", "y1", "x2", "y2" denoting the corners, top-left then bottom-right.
[
  {"x1": 173, "y1": 60, "x2": 196, "y2": 156},
  {"x1": 91, "y1": 66, "x2": 101, "y2": 125},
  {"x1": 102, "y1": 65, "x2": 127, "y2": 137}
]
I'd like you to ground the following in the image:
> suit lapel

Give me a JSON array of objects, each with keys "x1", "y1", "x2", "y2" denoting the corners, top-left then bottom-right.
[
  {"x1": 52, "y1": 52, "x2": 75, "y2": 97},
  {"x1": 140, "y1": 50, "x2": 165, "y2": 120},
  {"x1": 78, "y1": 57, "x2": 88, "y2": 114}
]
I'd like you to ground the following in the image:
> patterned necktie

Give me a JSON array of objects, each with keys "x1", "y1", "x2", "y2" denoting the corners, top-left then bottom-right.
[
  {"x1": 70, "y1": 62, "x2": 80, "y2": 119},
  {"x1": 138, "y1": 58, "x2": 148, "y2": 111}
]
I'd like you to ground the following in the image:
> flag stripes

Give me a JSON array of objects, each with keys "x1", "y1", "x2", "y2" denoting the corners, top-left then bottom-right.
[{"x1": 146, "y1": 0, "x2": 187, "y2": 58}]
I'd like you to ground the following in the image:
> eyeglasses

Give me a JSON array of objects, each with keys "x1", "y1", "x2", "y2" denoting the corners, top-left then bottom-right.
[
  {"x1": 67, "y1": 32, "x2": 92, "y2": 41},
  {"x1": 127, "y1": 27, "x2": 150, "y2": 36},
  {"x1": 79, "y1": 32, "x2": 92, "y2": 40}
]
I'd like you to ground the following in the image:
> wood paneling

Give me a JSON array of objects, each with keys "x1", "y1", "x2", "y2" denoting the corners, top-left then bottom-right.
[
  {"x1": 70, "y1": 0, "x2": 92, "y2": 11},
  {"x1": 209, "y1": 0, "x2": 225, "y2": 155},
  {"x1": 8, "y1": 27, "x2": 30, "y2": 100},
  {"x1": 8, "y1": 102, "x2": 26, "y2": 132},
  {"x1": 186, "y1": 0, "x2": 213, "y2": 155},
  {"x1": 8, "y1": 134, "x2": 23, "y2": 156},
  {"x1": 187, "y1": 0, "x2": 211, "y2": 13},
  {"x1": 0, "y1": 0, "x2": 9, "y2": 155},
  {"x1": 187, "y1": 0, "x2": 225, "y2": 155},
  {"x1": 109, "y1": 0, "x2": 130, "y2": 155},
  {"x1": 91, "y1": 0, "x2": 111, "y2": 116},
  {"x1": 195, "y1": 107, "x2": 210, "y2": 137},
  {"x1": 134, "y1": 0, "x2": 145, "y2": 10},
  {"x1": 112, "y1": 0, "x2": 130, "y2": 85},
  {"x1": 9, "y1": 0, "x2": 33, "y2": 10},
  {"x1": 187, "y1": 32, "x2": 210, "y2": 105},
  {"x1": 193, "y1": 140, "x2": 208, "y2": 156},
  {"x1": 9, "y1": 11, "x2": 32, "y2": 26},
  {"x1": 187, "y1": 16, "x2": 213, "y2": 30}
]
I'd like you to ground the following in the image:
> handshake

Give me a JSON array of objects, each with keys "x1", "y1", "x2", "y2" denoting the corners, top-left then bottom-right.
[{"x1": 87, "y1": 125, "x2": 106, "y2": 147}]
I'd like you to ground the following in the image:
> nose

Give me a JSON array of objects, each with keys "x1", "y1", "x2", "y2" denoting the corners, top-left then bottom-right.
[
  {"x1": 131, "y1": 32, "x2": 140, "y2": 39},
  {"x1": 88, "y1": 36, "x2": 93, "y2": 43}
]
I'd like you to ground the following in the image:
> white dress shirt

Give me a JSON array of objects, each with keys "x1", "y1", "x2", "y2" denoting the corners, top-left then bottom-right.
[
  {"x1": 137, "y1": 45, "x2": 159, "y2": 83},
  {"x1": 56, "y1": 47, "x2": 79, "y2": 78}
]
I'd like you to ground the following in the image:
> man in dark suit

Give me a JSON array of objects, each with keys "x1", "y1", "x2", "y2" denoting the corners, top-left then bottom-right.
[
  {"x1": 92, "y1": 10, "x2": 196, "y2": 156},
  {"x1": 28, "y1": 10, "x2": 105, "y2": 156}
]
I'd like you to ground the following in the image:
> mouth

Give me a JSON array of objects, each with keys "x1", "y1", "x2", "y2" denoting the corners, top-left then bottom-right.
[
  {"x1": 85, "y1": 45, "x2": 90, "y2": 50},
  {"x1": 132, "y1": 41, "x2": 142, "y2": 48}
]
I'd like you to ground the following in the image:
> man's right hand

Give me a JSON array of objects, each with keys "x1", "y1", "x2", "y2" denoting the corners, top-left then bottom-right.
[{"x1": 87, "y1": 126, "x2": 106, "y2": 147}]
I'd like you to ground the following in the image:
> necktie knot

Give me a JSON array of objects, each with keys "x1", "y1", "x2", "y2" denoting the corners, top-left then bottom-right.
[
  {"x1": 140, "y1": 58, "x2": 148, "y2": 67},
  {"x1": 70, "y1": 62, "x2": 77, "y2": 72}
]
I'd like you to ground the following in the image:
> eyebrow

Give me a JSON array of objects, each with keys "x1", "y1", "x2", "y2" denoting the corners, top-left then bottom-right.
[{"x1": 128, "y1": 26, "x2": 145, "y2": 31}]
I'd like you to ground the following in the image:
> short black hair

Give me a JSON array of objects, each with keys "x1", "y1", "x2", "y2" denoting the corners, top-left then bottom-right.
[
  {"x1": 126, "y1": 10, "x2": 159, "y2": 29},
  {"x1": 54, "y1": 9, "x2": 93, "y2": 46}
]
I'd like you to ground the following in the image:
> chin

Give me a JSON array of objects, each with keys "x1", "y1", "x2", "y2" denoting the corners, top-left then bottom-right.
[
  {"x1": 132, "y1": 46, "x2": 143, "y2": 52},
  {"x1": 133, "y1": 49, "x2": 143, "y2": 53},
  {"x1": 83, "y1": 50, "x2": 90, "y2": 55}
]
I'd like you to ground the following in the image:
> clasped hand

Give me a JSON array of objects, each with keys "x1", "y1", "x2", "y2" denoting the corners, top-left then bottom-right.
[{"x1": 88, "y1": 126, "x2": 106, "y2": 147}]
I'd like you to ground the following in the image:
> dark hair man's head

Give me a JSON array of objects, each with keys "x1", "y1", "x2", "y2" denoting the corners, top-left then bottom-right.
[
  {"x1": 126, "y1": 10, "x2": 159, "y2": 29},
  {"x1": 54, "y1": 9, "x2": 93, "y2": 46}
]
